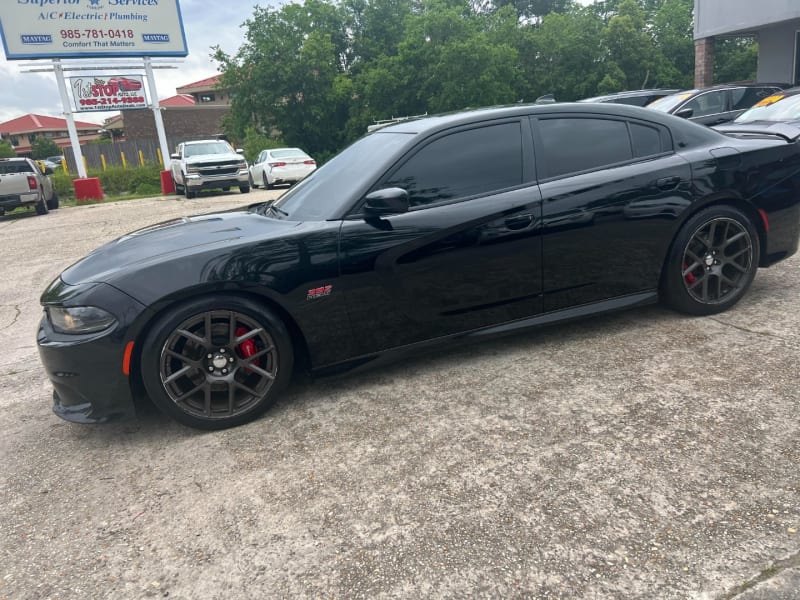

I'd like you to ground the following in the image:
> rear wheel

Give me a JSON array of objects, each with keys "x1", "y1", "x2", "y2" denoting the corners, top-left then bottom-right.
[
  {"x1": 46, "y1": 192, "x2": 59, "y2": 210},
  {"x1": 662, "y1": 206, "x2": 759, "y2": 315},
  {"x1": 140, "y1": 296, "x2": 293, "y2": 430},
  {"x1": 263, "y1": 173, "x2": 274, "y2": 190},
  {"x1": 35, "y1": 194, "x2": 49, "y2": 215}
]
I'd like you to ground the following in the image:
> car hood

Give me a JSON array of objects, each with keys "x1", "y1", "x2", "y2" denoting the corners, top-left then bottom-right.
[
  {"x1": 61, "y1": 208, "x2": 299, "y2": 286},
  {"x1": 714, "y1": 120, "x2": 800, "y2": 141}
]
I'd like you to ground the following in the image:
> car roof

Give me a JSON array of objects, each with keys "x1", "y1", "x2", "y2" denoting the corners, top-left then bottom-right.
[
  {"x1": 578, "y1": 89, "x2": 679, "y2": 102},
  {"x1": 376, "y1": 102, "x2": 713, "y2": 135}
]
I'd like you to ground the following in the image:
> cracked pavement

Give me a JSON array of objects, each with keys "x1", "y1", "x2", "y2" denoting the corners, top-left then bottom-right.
[{"x1": 0, "y1": 193, "x2": 798, "y2": 599}]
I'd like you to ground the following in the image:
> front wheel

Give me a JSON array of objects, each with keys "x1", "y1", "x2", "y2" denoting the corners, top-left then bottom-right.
[
  {"x1": 239, "y1": 184, "x2": 250, "y2": 194},
  {"x1": 140, "y1": 296, "x2": 294, "y2": 429},
  {"x1": 662, "y1": 206, "x2": 759, "y2": 316}
]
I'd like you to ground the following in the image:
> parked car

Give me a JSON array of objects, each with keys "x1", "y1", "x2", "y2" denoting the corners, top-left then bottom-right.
[
  {"x1": 713, "y1": 87, "x2": 800, "y2": 136},
  {"x1": 0, "y1": 157, "x2": 59, "y2": 216},
  {"x1": 170, "y1": 139, "x2": 250, "y2": 199},
  {"x1": 37, "y1": 103, "x2": 800, "y2": 430},
  {"x1": 249, "y1": 148, "x2": 316, "y2": 189},
  {"x1": 646, "y1": 83, "x2": 784, "y2": 126},
  {"x1": 109, "y1": 77, "x2": 142, "y2": 92},
  {"x1": 577, "y1": 89, "x2": 679, "y2": 107},
  {"x1": 45, "y1": 155, "x2": 65, "y2": 168}
]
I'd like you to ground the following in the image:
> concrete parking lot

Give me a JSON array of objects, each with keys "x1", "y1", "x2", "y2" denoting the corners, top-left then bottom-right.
[{"x1": 0, "y1": 191, "x2": 798, "y2": 599}]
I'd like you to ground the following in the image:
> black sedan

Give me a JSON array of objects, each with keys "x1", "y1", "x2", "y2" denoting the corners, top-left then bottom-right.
[{"x1": 37, "y1": 103, "x2": 800, "y2": 429}]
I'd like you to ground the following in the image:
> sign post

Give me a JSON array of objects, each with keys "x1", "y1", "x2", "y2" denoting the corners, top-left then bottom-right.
[
  {"x1": 53, "y1": 59, "x2": 88, "y2": 179},
  {"x1": 144, "y1": 57, "x2": 171, "y2": 171}
]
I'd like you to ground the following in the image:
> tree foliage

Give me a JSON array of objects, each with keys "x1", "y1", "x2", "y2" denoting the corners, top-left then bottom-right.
[
  {"x1": 215, "y1": 0, "x2": 759, "y2": 159},
  {"x1": 0, "y1": 140, "x2": 15, "y2": 158},
  {"x1": 30, "y1": 136, "x2": 62, "y2": 160}
]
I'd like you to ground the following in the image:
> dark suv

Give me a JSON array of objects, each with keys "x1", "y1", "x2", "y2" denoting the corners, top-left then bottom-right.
[
  {"x1": 647, "y1": 83, "x2": 785, "y2": 126},
  {"x1": 576, "y1": 89, "x2": 679, "y2": 107}
]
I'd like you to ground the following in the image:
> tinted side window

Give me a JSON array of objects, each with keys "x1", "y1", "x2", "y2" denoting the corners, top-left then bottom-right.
[
  {"x1": 385, "y1": 122, "x2": 522, "y2": 208},
  {"x1": 731, "y1": 87, "x2": 779, "y2": 111},
  {"x1": 537, "y1": 118, "x2": 632, "y2": 178},
  {"x1": 630, "y1": 123, "x2": 664, "y2": 157}
]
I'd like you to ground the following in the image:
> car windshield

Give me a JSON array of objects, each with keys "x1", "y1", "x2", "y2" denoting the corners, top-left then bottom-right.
[
  {"x1": 184, "y1": 142, "x2": 233, "y2": 157},
  {"x1": 271, "y1": 131, "x2": 413, "y2": 222},
  {"x1": 647, "y1": 92, "x2": 695, "y2": 113},
  {"x1": 735, "y1": 93, "x2": 800, "y2": 123}
]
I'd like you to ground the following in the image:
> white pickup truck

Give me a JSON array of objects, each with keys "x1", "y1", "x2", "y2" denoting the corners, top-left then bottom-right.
[
  {"x1": 170, "y1": 139, "x2": 250, "y2": 199},
  {"x1": 0, "y1": 158, "x2": 59, "y2": 216}
]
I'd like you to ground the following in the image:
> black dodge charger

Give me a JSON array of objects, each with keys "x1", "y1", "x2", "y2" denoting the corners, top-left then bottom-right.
[{"x1": 37, "y1": 103, "x2": 800, "y2": 429}]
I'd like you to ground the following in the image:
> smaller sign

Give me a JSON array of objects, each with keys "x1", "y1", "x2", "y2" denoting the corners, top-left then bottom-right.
[{"x1": 70, "y1": 75, "x2": 148, "y2": 113}]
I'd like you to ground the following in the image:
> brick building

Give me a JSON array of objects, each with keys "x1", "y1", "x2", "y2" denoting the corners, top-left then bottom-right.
[
  {"x1": 0, "y1": 114, "x2": 101, "y2": 155},
  {"x1": 694, "y1": 0, "x2": 800, "y2": 87}
]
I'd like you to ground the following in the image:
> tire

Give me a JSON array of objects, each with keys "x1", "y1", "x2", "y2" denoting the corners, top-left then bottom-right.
[
  {"x1": 662, "y1": 205, "x2": 759, "y2": 316},
  {"x1": 263, "y1": 173, "x2": 274, "y2": 190},
  {"x1": 46, "y1": 192, "x2": 59, "y2": 210},
  {"x1": 239, "y1": 184, "x2": 250, "y2": 194},
  {"x1": 185, "y1": 186, "x2": 197, "y2": 199},
  {"x1": 140, "y1": 296, "x2": 294, "y2": 430},
  {"x1": 35, "y1": 194, "x2": 49, "y2": 215},
  {"x1": 173, "y1": 176, "x2": 184, "y2": 195}
]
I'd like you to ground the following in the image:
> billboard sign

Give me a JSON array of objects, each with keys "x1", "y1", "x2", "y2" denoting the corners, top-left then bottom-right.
[
  {"x1": 0, "y1": 0, "x2": 189, "y2": 60},
  {"x1": 70, "y1": 74, "x2": 147, "y2": 112}
]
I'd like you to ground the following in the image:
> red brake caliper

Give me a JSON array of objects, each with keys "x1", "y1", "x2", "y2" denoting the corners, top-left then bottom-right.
[
  {"x1": 236, "y1": 327, "x2": 258, "y2": 371},
  {"x1": 683, "y1": 262, "x2": 696, "y2": 285}
]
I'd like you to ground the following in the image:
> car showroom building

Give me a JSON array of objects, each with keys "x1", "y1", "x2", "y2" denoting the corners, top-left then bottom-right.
[{"x1": 694, "y1": 0, "x2": 800, "y2": 87}]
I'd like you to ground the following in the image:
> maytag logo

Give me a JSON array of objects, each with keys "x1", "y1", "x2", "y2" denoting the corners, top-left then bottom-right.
[
  {"x1": 21, "y1": 34, "x2": 53, "y2": 45},
  {"x1": 142, "y1": 34, "x2": 170, "y2": 43}
]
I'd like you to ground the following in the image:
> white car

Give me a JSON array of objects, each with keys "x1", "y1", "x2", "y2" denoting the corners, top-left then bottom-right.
[
  {"x1": 170, "y1": 140, "x2": 249, "y2": 199},
  {"x1": 249, "y1": 148, "x2": 316, "y2": 189}
]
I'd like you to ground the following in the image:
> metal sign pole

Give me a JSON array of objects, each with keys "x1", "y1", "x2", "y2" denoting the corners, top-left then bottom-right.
[
  {"x1": 53, "y1": 59, "x2": 88, "y2": 179},
  {"x1": 144, "y1": 56, "x2": 171, "y2": 167}
]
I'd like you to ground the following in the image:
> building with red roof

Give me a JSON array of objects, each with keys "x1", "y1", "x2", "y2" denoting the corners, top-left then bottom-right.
[
  {"x1": 0, "y1": 114, "x2": 101, "y2": 155},
  {"x1": 175, "y1": 75, "x2": 231, "y2": 106}
]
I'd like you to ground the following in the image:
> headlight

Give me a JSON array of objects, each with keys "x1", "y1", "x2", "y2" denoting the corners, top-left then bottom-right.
[{"x1": 47, "y1": 306, "x2": 117, "y2": 334}]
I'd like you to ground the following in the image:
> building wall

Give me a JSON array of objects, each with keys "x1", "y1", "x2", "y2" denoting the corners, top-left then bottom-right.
[
  {"x1": 695, "y1": 0, "x2": 800, "y2": 38},
  {"x1": 123, "y1": 106, "x2": 230, "y2": 148},
  {"x1": 757, "y1": 21, "x2": 799, "y2": 84}
]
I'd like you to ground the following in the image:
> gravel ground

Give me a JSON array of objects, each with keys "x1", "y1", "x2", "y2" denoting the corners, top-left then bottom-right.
[{"x1": 0, "y1": 191, "x2": 798, "y2": 599}]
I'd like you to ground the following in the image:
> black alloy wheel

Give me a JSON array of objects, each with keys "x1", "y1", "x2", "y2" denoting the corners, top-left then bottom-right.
[
  {"x1": 663, "y1": 206, "x2": 759, "y2": 315},
  {"x1": 141, "y1": 296, "x2": 293, "y2": 429}
]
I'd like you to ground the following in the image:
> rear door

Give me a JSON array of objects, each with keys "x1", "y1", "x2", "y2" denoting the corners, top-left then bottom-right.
[
  {"x1": 338, "y1": 118, "x2": 544, "y2": 355},
  {"x1": 531, "y1": 114, "x2": 693, "y2": 312}
]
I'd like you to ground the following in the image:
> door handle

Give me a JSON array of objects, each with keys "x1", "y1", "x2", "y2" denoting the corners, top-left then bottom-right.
[
  {"x1": 656, "y1": 176, "x2": 680, "y2": 190},
  {"x1": 505, "y1": 214, "x2": 534, "y2": 230}
]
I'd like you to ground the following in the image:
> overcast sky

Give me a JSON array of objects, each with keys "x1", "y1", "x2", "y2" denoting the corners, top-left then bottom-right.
[{"x1": 0, "y1": 0, "x2": 596, "y2": 126}]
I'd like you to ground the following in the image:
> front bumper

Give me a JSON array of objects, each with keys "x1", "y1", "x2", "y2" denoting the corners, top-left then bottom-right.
[
  {"x1": 37, "y1": 280, "x2": 147, "y2": 424},
  {"x1": 185, "y1": 169, "x2": 249, "y2": 190}
]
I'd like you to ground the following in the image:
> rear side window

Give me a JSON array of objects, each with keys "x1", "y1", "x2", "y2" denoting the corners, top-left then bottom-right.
[
  {"x1": 385, "y1": 122, "x2": 523, "y2": 208},
  {"x1": 682, "y1": 90, "x2": 727, "y2": 117},
  {"x1": 536, "y1": 118, "x2": 632, "y2": 179},
  {"x1": 731, "y1": 86, "x2": 780, "y2": 111},
  {"x1": 630, "y1": 123, "x2": 666, "y2": 157}
]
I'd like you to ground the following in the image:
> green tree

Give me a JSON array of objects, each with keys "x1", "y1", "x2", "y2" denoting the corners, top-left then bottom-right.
[
  {"x1": 30, "y1": 136, "x2": 62, "y2": 160},
  {"x1": 651, "y1": 0, "x2": 694, "y2": 88},
  {"x1": 715, "y1": 37, "x2": 758, "y2": 83},
  {"x1": 0, "y1": 140, "x2": 15, "y2": 158}
]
